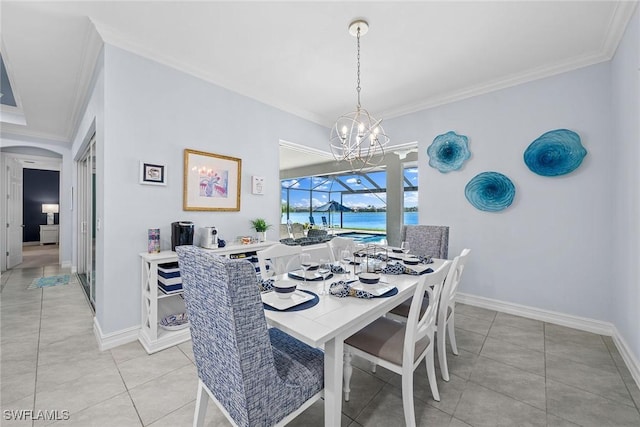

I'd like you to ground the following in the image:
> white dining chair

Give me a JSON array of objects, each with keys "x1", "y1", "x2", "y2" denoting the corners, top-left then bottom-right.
[
  {"x1": 343, "y1": 261, "x2": 450, "y2": 427},
  {"x1": 326, "y1": 236, "x2": 355, "y2": 263},
  {"x1": 437, "y1": 248, "x2": 470, "y2": 381},
  {"x1": 257, "y1": 243, "x2": 302, "y2": 281},
  {"x1": 290, "y1": 223, "x2": 305, "y2": 239},
  {"x1": 387, "y1": 248, "x2": 470, "y2": 381}
]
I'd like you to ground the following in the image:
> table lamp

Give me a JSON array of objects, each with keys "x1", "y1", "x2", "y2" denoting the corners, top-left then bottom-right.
[{"x1": 42, "y1": 204, "x2": 59, "y2": 225}]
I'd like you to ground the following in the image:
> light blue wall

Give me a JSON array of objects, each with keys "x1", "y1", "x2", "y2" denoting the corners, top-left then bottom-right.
[
  {"x1": 97, "y1": 45, "x2": 328, "y2": 334},
  {"x1": 386, "y1": 63, "x2": 614, "y2": 322},
  {"x1": 611, "y1": 6, "x2": 640, "y2": 367}
]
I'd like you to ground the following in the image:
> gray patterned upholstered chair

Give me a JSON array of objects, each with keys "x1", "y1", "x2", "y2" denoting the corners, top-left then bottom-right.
[
  {"x1": 401, "y1": 225, "x2": 449, "y2": 259},
  {"x1": 176, "y1": 246, "x2": 324, "y2": 427}
]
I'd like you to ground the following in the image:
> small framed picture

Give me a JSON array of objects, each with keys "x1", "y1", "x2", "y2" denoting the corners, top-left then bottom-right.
[{"x1": 140, "y1": 162, "x2": 166, "y2": 186}]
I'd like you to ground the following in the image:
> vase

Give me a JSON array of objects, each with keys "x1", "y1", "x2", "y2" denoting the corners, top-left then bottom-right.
[{"x1": 257, "y1": 231, "x2": 267, "y2": 242}]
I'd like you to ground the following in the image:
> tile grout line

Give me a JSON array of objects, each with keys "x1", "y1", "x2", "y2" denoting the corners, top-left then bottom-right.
[
  {"x1": 601, "y1": 334, "x2": 640, "y2": 414},
  {"x1": 31, "y1": 268, "x2": 44, "y2": 427},
  {"x1": 446, "y1": 307, "x2": 498, "y2": 424}
]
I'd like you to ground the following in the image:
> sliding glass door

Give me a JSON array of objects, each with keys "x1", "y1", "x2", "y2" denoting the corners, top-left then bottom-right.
[{"x1": 77, "y1": 137, "x2": 96, "y2": 309}]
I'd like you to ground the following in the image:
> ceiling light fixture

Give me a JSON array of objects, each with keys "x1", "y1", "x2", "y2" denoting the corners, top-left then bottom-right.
[{"x1": 330, "y1": 20, "x2": 389, "y2": 173}]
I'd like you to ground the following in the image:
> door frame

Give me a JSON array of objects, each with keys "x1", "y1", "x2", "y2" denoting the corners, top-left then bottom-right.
[{"x1": 0, "y1": 151, "x2": 62, "y2": 271}]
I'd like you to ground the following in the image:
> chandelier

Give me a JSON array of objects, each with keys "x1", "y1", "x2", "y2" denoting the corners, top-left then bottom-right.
[{"x1": 330, "y1": 20, "x2": 389, "y2": 173}]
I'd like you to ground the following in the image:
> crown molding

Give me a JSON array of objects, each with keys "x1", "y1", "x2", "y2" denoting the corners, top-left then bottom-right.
[
  {"x1": 65, "y1": 18, "x2": 104, "y2": 143},
  {"x1": 279, "y1": 139, "x2": 333, "y2": 157},
  {"x1": 374, "y1": 2, "x2": 639, "y2": 122},
  {"x1": 91, "y1": 19, "x2": 328, "y2": 127},
  {"x1": 601, "y1": 1, "x2": 639, "y2": 59}
]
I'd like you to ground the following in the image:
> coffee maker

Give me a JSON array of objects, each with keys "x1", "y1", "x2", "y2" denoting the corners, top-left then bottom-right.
[
  {"x1": 200, "y1": 226, "x2": 218, "y2": 249},
  {"x1": 171, "y1": 221, "x2": 194, "y2": 251}
]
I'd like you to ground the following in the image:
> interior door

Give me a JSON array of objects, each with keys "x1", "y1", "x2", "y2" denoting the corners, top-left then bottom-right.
[{"x1": 6, "y1": 159, "x2": 23, "y2": 268}]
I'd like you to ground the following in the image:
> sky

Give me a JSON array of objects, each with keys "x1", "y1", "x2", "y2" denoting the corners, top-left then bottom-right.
[{"x1": 281, "y1": 168, "x2": 418, "y2": 210}]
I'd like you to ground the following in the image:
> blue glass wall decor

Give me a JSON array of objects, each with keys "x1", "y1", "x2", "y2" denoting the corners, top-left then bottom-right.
[
  {"x1": 465, "y1": 172, "x2": 516, "y2": 212},
  {"x1": 523, "y1": 129, "x2": 586, "y2": 177},
  {"x1": 427, "y1": 131, "x2": 471, "y2": 173}
]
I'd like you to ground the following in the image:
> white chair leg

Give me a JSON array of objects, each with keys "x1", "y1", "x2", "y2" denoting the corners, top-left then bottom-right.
[
  {"x1": 448, "y1": 312, "x2": 459, "y2": 355},
  {"x1": 437, "y1": 324, "x2": 450, "y2": 382},
  {"x1": 370, "y1": 361, "x2": 377, "y2": 373},
  {"x1": 193, "y1": 380, "x2": 209, "y2": 427},
  {"x1": 343, "y1": 348, "x2": 353, "y2": 402},
  {"x1": 426, "y1": 347, "x2": 440, "y2": 402},
  {"x1": 401, "y1": 367, "x2": 416, "y2": 427}
]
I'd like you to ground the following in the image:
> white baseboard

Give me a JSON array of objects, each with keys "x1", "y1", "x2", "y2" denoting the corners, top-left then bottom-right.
[
  {"x1": 456, "y1": 292, "x2": 640, "y2": 390},
  {"x1": 61, "y1": 260, "x2": 71, "y2": 269},
  {"x1": 456, "y1": 292, "x2": 614, "y2": 335},
  {"x1": 93, "y1": 318, "x2": 139, "y2": 351}
]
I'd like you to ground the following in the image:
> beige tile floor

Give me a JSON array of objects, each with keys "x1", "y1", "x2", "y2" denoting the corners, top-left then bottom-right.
[{"x1": 1, "y1": 248, "x2": 639, "y2": 426}]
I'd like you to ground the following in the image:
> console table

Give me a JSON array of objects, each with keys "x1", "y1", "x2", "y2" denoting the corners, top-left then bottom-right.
[{"x1": 138, "y1": 241, "x2": 277, "y2": 354}]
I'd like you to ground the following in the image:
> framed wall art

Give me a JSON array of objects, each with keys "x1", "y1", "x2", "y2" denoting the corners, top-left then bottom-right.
[
  {"x1": 140, "y1": 161, "x2": 167, "y2": 186},
  {"x1": 183, "y1": 149, "x2": 241, "y2": 211}
]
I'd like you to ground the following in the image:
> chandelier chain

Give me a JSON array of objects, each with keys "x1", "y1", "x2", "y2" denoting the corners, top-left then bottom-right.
[{"x1": 356, "y1": 26, "x2": 361, "y2": 109}]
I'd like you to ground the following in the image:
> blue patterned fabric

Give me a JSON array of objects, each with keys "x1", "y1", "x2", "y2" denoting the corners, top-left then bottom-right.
[
  {"x1": 328, "y1": 281, "x2": 397, "y2": 298},
  {"x1": 259, "y1": 279, "x2": 274, "y2": 292},
  {"x1": 176, "y1": 246, "x2": 324, "y2": 427},
  {"x1": 401, "y1": 225, "x2": 449, "y2": 259},
  {"x1": 330, "y1": 264, "x2": 347, "y2": 274},
  {"x1": 381, "y1": 262, "x2": 434, "y2": 276}
]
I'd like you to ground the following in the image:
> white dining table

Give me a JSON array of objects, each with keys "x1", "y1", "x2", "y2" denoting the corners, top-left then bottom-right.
[{"x1": 263, "y1": 258, "x2": 449, "y2": 426}]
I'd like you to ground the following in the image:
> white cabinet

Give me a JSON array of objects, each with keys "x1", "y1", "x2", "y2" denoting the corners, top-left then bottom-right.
[
  {"x1": 138, "y1": 241, "x2": 276, "y2": 354},
  {"x1": 39, "y1": 225, "x2": 59, "y2": 245}
]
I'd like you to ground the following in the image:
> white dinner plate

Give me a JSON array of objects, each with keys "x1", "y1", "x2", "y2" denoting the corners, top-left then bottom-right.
[
  {"x1": 350, "y1": 282, "x2": 394, "y2": 297},
  {"x1": 261, "y1": 290, "x2": 314, "y2": 310},
  {"x1": 288, "y1": 270, "x2": 322, "y2": 281}
]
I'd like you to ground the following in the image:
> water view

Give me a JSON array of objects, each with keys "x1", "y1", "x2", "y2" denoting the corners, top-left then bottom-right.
[{"x1": 282, "y1": 211, "x2": 418, "y2": 231}]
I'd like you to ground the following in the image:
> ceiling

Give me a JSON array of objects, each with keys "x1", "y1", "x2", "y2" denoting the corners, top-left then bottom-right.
[{"x1": 0, "y1": 1, "x2": 636, "y2": 146}]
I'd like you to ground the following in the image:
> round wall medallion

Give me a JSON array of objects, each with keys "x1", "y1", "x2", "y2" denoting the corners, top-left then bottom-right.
[
  {"x1": 427, "y1": 131, "x2": 471, "y2": 173},
  {"x1": 465, "y1": 171, "x2": 516, "y2": 212},
  {"x1": 524, "y1": 129, "x2": 587, "y2": 176}
]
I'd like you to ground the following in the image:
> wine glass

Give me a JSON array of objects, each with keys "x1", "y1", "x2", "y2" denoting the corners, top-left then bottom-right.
[
  {"x1": 401, "y1": 241, "x2": 411, "y2": 256},
  {"x1": 340, "y1": 249, "x2": 351, "y2": 274},
  {"x1": 318, "y1": 258, "x2": 331, "y2": 295},
  {"x1": 300, "y1": 253, "x2": 312, "y2": 285}
]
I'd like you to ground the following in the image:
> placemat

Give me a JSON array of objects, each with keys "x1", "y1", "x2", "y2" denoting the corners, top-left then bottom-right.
[{"x1": 376, "y1": 287, "x2": 398, "y2": 298}]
